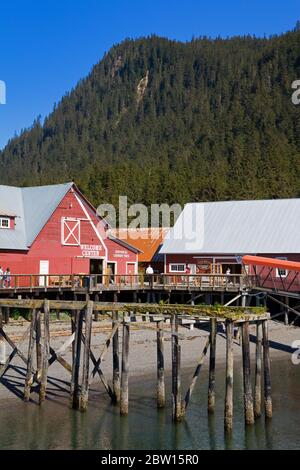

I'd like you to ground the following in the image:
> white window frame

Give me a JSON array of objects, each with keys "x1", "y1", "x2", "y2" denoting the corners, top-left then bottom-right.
[
  {"x1": 275, "y1": 257, "x2": 288, "y2": 278},
  {"x1": 169, "y1": 263, "x2": 186, "y2": 273},
  {"x1": 61, "y1": 218, "x2": 81, "y2": 246},
  {"x1": 0, "y1": 217, "x2": 10, "y2": 229}
]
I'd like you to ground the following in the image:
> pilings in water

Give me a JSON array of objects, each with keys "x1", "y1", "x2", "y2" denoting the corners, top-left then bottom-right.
[{"x1": 0, "y1": 299, "x2": 273, "y2": 429}]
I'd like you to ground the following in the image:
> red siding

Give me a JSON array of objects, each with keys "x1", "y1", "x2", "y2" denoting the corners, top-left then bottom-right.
[{"x1": 0, "y1": 186, "x2": 137, "y2": 280}]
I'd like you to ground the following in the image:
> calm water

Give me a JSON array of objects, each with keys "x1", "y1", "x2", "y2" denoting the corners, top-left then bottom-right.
[{"x1": 0, "y1": 358, "x2": 300, "y2": 450}]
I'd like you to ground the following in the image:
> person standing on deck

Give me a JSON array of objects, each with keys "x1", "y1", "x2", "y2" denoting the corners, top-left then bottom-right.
[
  {"x1": 4, "y1": 268, "x2": 11, "y2": 288},
  {"x1": 0, "y1": 266, "x2": 3, "y2": 288},
  {"x1": 146, "y1": 264, "x2": 154, "y2": 288}
]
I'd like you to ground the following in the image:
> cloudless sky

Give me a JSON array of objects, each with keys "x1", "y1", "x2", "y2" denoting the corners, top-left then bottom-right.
[{"x1": 0, "y1": 0, "x2": 299, "y2": 149}]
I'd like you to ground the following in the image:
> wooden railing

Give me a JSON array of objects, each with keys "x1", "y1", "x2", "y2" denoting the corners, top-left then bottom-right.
[{"x1": 0, "y1": 273, "x2": 250, "y2": 291}]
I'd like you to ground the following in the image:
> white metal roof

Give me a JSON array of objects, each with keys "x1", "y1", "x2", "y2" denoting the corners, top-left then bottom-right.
[
  {"x1": 160, "y1": 199, "x2": 300, "y2": 255},
  {"x1": 0, "y1": 183, "x2": 73, "y2": 250}
]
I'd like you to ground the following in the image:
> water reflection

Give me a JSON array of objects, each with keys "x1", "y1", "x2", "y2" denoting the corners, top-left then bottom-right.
[{"x1": 0, "y1": 358, "x2": 300, "y2": 450}]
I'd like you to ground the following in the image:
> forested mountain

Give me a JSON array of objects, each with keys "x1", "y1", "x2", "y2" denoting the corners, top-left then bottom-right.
[{"x1": 1, "y1": 30, "x2": 300, "y2": 207}]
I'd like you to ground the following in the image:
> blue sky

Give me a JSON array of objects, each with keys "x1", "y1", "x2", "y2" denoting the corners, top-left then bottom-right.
[{"x1": 0, "y1": 0, "x2": 299, "y2": 149}]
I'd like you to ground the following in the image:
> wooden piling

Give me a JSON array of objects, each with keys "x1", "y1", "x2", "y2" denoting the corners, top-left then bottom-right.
[
  {"x1": 39, "y1": 300, "x2": 50, "y2": 404},
  {"x1": 262, "y1": 320, "x2": 272, "y2": 419},
  {"x1": 156, "y1": 320, "x2": 165, "y2": 408},
  {"x1": 80, "y1": 301, "x2": 93, "y2": 411},
  {"x1": 112, "y1": 311, "x2": 120, "y2": 403},
  {"x1": 241, "y1": 321, "x2": 255, "y2": 425},
  {"x1": 0, "y1": 307, "x2": 6, "y2": 366},
  {"x1": 4, "y1": 307, "x2": 9, "y2": 324},
  {"x1": 24, "y1": 309, "x2": 37, "y2": 402},
  {"x1": 254, "y1": 320, "x2": 262, "y2": 418},
  {"x1": 172, "y1": 315, "x2": 183, "y2": 421},
  {"x1": 94, "y1": 294, "x2": 99, "y2": 321},
  {"x1": 208, "y1": 318, "x2": 217, "y2": 413},
  {"x1": 70, "y1": 309, "x2": 83, "y2": 409},
  {"x1": 120, "y1": 320, "x2": 130, "y2": 415},
  {"x1": 224, "y1": 320, "x2": 234, "y2": 431},
  {"x1": 35, "y1": 309, "x2": 42, "y2": 381}
]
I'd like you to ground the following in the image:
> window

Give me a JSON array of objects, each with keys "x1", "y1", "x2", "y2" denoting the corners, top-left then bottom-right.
[
  {"x1": 61, "y1": 218, "x2": 81, "y2": 246},
  {"x1": 0, "y1": 217, "x2": 10, "y2": 229},
  {"x1": 170, "y1": 264, "x2": 186, "y2": 273},
  {"x1": 276, "y1": 257, "x2": 288, "y2": 278}
]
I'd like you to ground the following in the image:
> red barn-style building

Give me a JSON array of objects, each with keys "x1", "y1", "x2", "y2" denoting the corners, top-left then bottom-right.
[{"x1": 0, "y1": 182, "x2": 139, "y2": 286}]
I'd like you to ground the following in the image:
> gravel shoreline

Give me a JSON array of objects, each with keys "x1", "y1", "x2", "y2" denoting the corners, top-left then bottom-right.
[{"x1": 0, "y1": 319, "x2": 299, "y2": 402}]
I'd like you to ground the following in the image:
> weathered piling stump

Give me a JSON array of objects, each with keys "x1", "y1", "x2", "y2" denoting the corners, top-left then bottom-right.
[
  {"x1": 254, "y1": 320, "x2": 262, "y2": 418},
  {"x1": 241, "y1": 321, "x2": 255, "y2": 425},
  {"x1": 156, "y1": 320, "x2": 165, "y2": 408},
  {"x1": 39, "y1": 300, "x2": 50, "y2": 404},
  {"x1": 262, "y1": 320, "x2": 272, "y2": 419},
  {"x1": 112, "y1": 311, "x2": 120, "y2": 403},
  {"x1": 79, "y1": 301, "x2": 93, "y2": 411},
  {"x1": 120, "y1": 319, "x2": 130, "y2": 415},
  {"x1": 224, "y1": 319, "x2": 234, "y2": 431},
  {"x1": 24, "y1": 309, "x2": 37, "y2": 402},
  {"x1": 208, "y1": 318, "x2": 217, "y2": 413}
]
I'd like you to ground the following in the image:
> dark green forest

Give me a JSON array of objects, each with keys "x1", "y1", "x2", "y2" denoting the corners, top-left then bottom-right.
[{"x1": 0, "y1": 30, "x2": 300, "y2": 207}]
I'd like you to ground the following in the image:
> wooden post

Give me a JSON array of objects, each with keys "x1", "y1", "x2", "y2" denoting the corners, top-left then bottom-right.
[
  {"x1": 35, "y1": 309, "x2": 42, "y2": 381},
  {"x1": 254, "y1": 320, "x2": 262, "y2": 418},
  {"x1": 24, "y1": 309, "x2": 37, "y2": 401},
  {"x1": 80, "y1": 301, "x2": 93, "y2": 411},
  {"x1": 120, "y1": 319, "x2": 130, "y2": 415},
  {"x1": 262, "y1": 320, "x2": 272, "y2": 419},
  {"x1": 70, "y1": 309, "x2": 83, "y2": 409},
  {"x1": 172, "y1": 315, "x2": 183, "y2": 421},
  {"x1": 284, "y1": 296, "x2": 289, "y2": 326},
  {"x1": 242, "y1": 321, "x2": 255, "y2": 425},
  {"x1": 4, "y1": 307, "x2": 9, "y2": 324},
  {"x1": 0, "y1": 307, "x2": 6, "y2": 366},
  {"x1": 39, "y1": 300, "x2": 50, "y2": 404},
  {"x1": 56, "y1": 294, "x2": 61, "y2": 320},
  {"x1": 157, "y1": 320, "x2": 165, "y2": 408},
  {"x1": 94, "y1": 294, "x2": 99, "y2": 321},
  {"x1": 112, "y1": 311, "x2": 120, "y2": 403},
  {"x1": 224, "y1": 320, "x2": 234, "y2": 431},
  {"x1": 208, "y1": 318, "x2": 217, "y2": 413}
]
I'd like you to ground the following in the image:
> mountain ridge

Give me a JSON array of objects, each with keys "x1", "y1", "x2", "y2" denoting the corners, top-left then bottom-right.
[{"x1": 0, "y1": 32, "x2": 300, "y2": 206}]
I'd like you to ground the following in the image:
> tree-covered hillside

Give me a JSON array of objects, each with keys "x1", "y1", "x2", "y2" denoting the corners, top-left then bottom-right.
[{"x1": 0, "y1": 31, "x2": 300, "y2": 207}]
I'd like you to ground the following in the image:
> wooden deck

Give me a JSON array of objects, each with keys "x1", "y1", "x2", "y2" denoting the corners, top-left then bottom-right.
[{"x1": 0, "y1": 273, "x2": 250, "y2": 295}]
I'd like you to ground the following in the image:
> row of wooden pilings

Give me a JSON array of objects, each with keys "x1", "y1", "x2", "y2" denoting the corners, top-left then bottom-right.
[{"x1": 0, "y1": 300, "x2": 272, "y2": 431}]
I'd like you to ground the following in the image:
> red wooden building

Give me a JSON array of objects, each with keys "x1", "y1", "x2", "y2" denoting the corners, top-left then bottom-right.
[
  {"x1": 0, "y1": 182, "x2": 139, "y2": 286},
  {"x1": 160, "y1": 199, "x2": 300, "y2": 278}
]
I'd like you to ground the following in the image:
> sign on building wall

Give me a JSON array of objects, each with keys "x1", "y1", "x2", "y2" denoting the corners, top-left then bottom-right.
[{"x1": 80, "y1": 244, "x2": 104, "y2": 257}]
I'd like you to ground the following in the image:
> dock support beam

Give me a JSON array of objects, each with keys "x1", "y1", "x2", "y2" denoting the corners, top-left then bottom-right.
[
  {"x1": 172, "y1": 315, "x2": 183, "y2": 421},
  {"x1": 242, "y1": 321, "x2": 255, "y2": 425},
  {"x1": 156, "y1": 320, "x2": 165, "y2": 408},
  {"x1": 70, "y1": 309, "x2": 83, "y2": 409},
  {"x1": 112, "y1": 311, "x2": 121, "y2": 403},
  {"x1": 224, "y1": 320, "x2": 234, "y2": 431},
  {"x1": 254, "y1": 320, "x2": 262, "y2": 418},
  {"x1": 208, "y1": 318, "x2": 217, "y2": 413},
  {"x1": 24, "y1": 309, "x2": 37, "y2": 402},
  {"x1": 39, "y1": 300, "x2": 50, "y2": 404},
  {"x1": 120, "y1": 320, "x2": 130, "y2": 415},
  {"x1": 80, "y1": 301, "x2": 93, "y2": 411},
  {"x1": 262, "y1": 320, "x2": 272, "y2": 419},
  {"x1": 0, "y1": 307, "x2": 6, "y2": 365}
]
